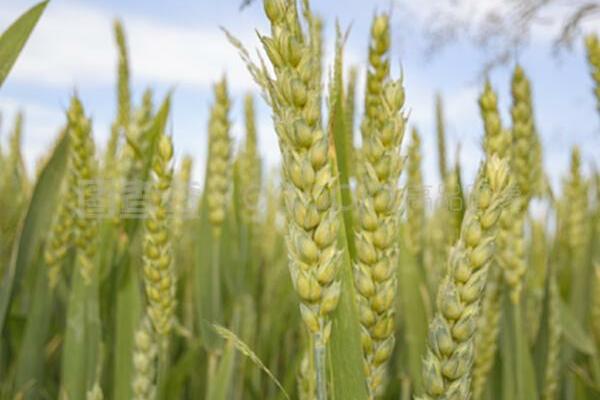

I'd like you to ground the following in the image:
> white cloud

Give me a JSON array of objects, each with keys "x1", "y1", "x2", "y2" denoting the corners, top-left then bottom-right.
[
  {"x1": 127, "y1": 19, "x2": 259, "y2": 91},
  {"x1": 1, "y1": 0, "x2": 596, "y2": 191},
  {"x1": 1, "y1": 2, "x2": 115, "y2": 87},
  {"x1": 2, "y1": 1, "x2": 261, "y2": 91}
]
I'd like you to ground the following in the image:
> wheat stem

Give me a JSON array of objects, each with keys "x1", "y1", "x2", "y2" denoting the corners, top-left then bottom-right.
[
  {"x1": 314, "y1": 338, "x2": 327, "y2": 400},
  {"x1": 435, "y1": 93, "x2": 447, "y2": 181},
  {"x1": 542, "y1": 271, "x2": 561, "y2": 400}
]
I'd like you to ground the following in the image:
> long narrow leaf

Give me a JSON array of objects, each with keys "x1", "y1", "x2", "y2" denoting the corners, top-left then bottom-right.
[
  {"x1": 0, "y1": 1, "x2": 48, "y2": 87},
  {"x1": 327, "y1": 26, "x2": 368, "y2": 400},
  {"x1": 60, "y1": 267, "x2": 101, "y2": 400},
  {"x1": 0, "y1": 132, "x2": 69, "y2": 334}
]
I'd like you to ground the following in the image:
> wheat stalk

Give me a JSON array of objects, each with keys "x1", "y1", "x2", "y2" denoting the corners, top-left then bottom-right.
[
  {"x1": 542, "y1": 271, "x2": 561, "y2": 400},
  {"x1": 435, "y1": 93, "x2": 448, "y2": 181},
  {"x1": 525, "y1": 220, "x2": 549, "y2": 344},
  {"x1": 592, "y1": 263, "x2": 600, "y2": 345}
]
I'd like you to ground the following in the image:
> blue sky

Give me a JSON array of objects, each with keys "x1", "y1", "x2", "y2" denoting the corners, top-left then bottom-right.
[{"x1": 1, "y1": 0, "x2": 598, "y2": 194}]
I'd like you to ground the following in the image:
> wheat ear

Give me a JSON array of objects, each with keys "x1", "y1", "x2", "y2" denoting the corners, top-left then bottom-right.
[{"x1": 419, "y1": 156, "x2": 512, "y2": 400}]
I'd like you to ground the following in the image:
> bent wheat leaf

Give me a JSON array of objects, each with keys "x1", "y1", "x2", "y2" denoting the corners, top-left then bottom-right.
[
  {"x1": 111, "y1": 261, "x2": 142, "y2": 400},
  {"x1": 0, "y1": 131, "x2": 69, "y2": 334},
  {"x1": 212, "y1": 323, "x2": 290, "y2": 400},
  {"x1": 60, "y1": 261, "x2": 101, "y2": 400},
  {"x1": 398, "y1": 233, "x2": 428, "y2": 395},
  {"x1": 329, "y1": 25, "x2": 356, "y2": 260},
  {"x1": 14, "y1": 254, "x2": 58, "y2": 398},
  {"x1": 328, "y1": 170, "x2": 369, "y2": 400},
  {"x1": 559, "y1": 298, "x2": 595, "y2": 355},
  {"x1": 0, "y1": 1, "x2": 48, "y2": 87}
]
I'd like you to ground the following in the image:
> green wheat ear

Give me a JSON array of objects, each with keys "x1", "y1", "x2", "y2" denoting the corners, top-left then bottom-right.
[
  {"x1": 497, "y1": 65, "x2": 540, "y2": 304},
  {"x1": 172, "y1": 155, "x2": 193, "y2": 239},
  {"x1": 236, "y1": 94, "x2": 262, "y2": 224},
  {"x1": 361, "y1": 14, "x2": 390, "y2": 141},
  {"x1": 45, "y1": 96, "x2": 98, "y2": 286},
  {"x1": 471, "y1": 82, "x2": 510, "y2": 392},
  {"x1": 479, "y1": 80, "x2": 510, "y2": 160},
  {"x1": 143, "y1": 134, "x2": 176, "y2": 337},
  {"x1": 510, "y1": 64, "x2": 536, "y2": 207},
  {"x1": 131, "y1": 316, "x2": 158, "y2": 400},
  {"x1": 354, "y1": 69, "x2": 407, "y2": 396},
  {"x1": 420, "y1": 156, "x2": 512, "y2": 400},
  {"x1": 232, "y1": 2, "x2": 345, "y2": 398},
  {"x1": 406, "y1": 127, "x2": 425, "y2": 257},
  {"x1": 563, "y1": 147, "x2": 588, "y2": 260},
  {"x1": 44, "y1": 179, "x2": 74, "y2": 287},
  {"x1": 585, "y1": 34, "x2": 600, "y2": 115},
  {"x1": 67, "y1": 97, "x2": 99, "y2": 284},
  {"x1": 105, "y1": 19, "x2": 131, "y2": 169},
  {"x1": 206, "y1": 77, "x2": 232, "y2": 238},
  {"x1": 114, "y1": 19, "x2": 131, "y2": 131}
]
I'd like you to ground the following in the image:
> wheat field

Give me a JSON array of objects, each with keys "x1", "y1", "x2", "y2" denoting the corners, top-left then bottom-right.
[{"x1": 0, "y1": 1, "x2": 599, "y2": 399}]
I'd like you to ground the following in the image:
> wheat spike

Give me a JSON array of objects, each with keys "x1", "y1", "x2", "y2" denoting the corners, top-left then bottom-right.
[
  {"x1": 206, "y1": 78, "x2": 232, "y2": 237},
  {"x1": 406, "y1": 127, "x2": 425, "y2": 257},
  {"x1": 585, "y1": 34, "x2": 600, "y2": 115},
  {"x1": 355, "y1": 76, "x2": 407, "y2": 396},
  {"x1": 143, "y1": 134, "x2": 176, "y2": 337},
  {"x1": 420, "y1": 156, "x2": 512, "y2": 400},
  {"x1": 132, "y1": 317, "x2": 158, "y2": 400}
]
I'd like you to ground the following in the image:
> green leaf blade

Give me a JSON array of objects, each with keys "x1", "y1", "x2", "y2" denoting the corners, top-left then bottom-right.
[{"x1": 0, "y1": 1, "x2": 48, "y2": 88}]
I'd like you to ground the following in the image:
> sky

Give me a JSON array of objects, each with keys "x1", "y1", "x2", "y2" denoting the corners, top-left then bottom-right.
[{"x1": 1, "y1": 0, "x2": 599, "y2": 196}]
